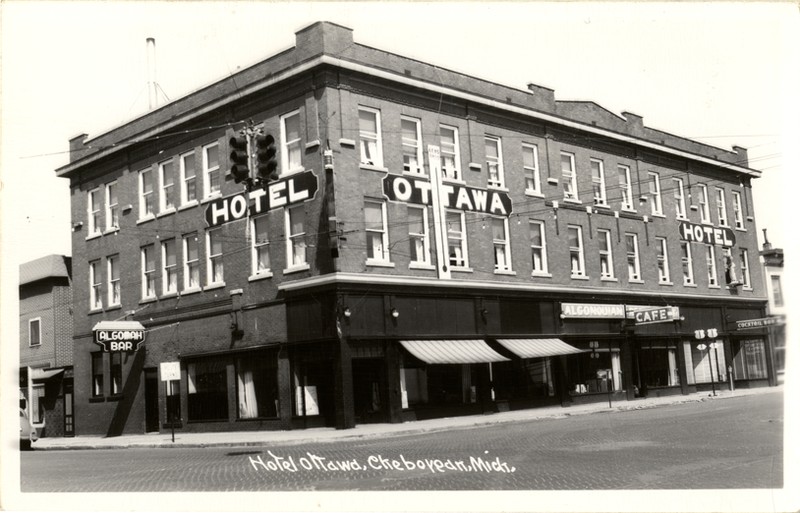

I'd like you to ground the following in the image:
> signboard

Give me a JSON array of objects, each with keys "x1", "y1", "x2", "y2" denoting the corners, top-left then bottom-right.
[
  {"x1": 736, "y1": 316, "x2": 786, "y2": 330},
  {"x1": 204, "y1": 170, "x2": 318, "y2": 227},
  {"x1": 631, "y1": 306, "x2": 680, "y2": 325},
  {"x1": 383, "y1": 174, "x2": 513, "y2": 216},
  {"x1": 561, "y1": 303, "x2": 626, "y2": 319},
  {"x1": 678, "y1": 220, "x2": 736, "y2": 247},
  {"x1": 160, "y1": 362, "x2": 181, "y2": 382},
  {"x1": 93, "y1": 321, "x2": 146, "y2": 352}
]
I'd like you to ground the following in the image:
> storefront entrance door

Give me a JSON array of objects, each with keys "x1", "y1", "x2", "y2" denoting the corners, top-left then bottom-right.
[
  {"x1": 352, "y1": 358, "x2": 385, "y2": 424},
  {"x1": 144, "y1": 368, "x2": 159, "y2": 432}
]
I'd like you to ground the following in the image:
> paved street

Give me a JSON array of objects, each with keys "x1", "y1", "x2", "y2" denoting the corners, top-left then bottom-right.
[{"x1": 21, "y1": 392, "x2": 782, "y2": 492}]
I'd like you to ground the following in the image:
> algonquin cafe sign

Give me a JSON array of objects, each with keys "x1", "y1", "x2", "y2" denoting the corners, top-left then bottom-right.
[{"x1": 383, "y1": 175, "x2": 512, "y2": 216}]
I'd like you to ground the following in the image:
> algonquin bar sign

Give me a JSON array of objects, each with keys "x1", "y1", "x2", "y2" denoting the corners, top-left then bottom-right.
[{"x1": 383, "y1": 174, "x2": 513, "y2": 216}]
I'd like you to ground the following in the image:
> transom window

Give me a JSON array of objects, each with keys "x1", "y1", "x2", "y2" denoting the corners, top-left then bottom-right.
[
  {"x1": 359, "y1": 107, "x2": 383, "y2": 167},
  {"x1": 591, "y1": 159, "x2": 607, "y2": 206},
  {"x1": 401, "y1": 117, "x2": 423, "y2": 174},
  {"x1": 561, "y1": 152, "x2": 578, "y2": 201},
  {"x1": 485, "y1": 136, "x2": 504, "y2": 188},
  {"x1": 568, "y1": 225, "x2": 585, "y2": 277},
  {"x1": 439, "y1": 125, "x2": 461, "y2": 181},
  {"x1": 598, "y1": 228, "x2": 614, "y2": 279}
]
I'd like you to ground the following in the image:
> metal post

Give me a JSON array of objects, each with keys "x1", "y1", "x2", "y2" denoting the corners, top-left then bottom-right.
[
  {"x1": 707, "y1": 347, "x2": 716, "y2": 396},
  {"x1": 607, "y1": 339, "x2": 613, "y2": 409}
]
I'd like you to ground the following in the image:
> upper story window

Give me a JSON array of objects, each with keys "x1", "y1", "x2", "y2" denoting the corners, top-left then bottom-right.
[
  {"x1": 162, "y1": 239, "x2": 178, "y2": 295},
  {"x1": 365, "y1": 200, "x2": 390, "y2": 264},
  {"x1": 281, "y1": 110, "x2": 303, "y2": 175},
  {"x1": 359, "y1": 107, "x2": 383, "y2": 167},
  {"x1": 492, "y1": 217, "x2": 511, "y2": 272},
  {"x1": 732, "y1": 190, "x2": 745, "y2": 229},
  {"x1": 705, "y1": 244, "x2": 718, "y2": 287},
  {"x1": 567, "y1": 225, "x2": 585, "y2": 278},
  {"x1": 591, "y1": 159, "x2": 607, "y2": 206},
  {"x1": 439, "y1": 125, "x2": 461, "y2": 181},
  {"x1": 139, "y1": 168, "x2": 155, "y2": 220},
  {"x1": 715, "y1": 187, "x2": 728, "y2": 226},
  {"x1": 625, "y1": 233, "x2": 641, "y2": 281},
  {"x1": 618, "y1": 165, "x2": 634, "y2": 211},
  {"x1": 105, "y1": 182, "x2": 119, "y2": 231},
  {"x1": 158, "y1": 159, "x2": 175, "y2": 213},
  {"x1": 771, "y1": 275, "x2": 783, "y2": 307},
  {"x1": 141, "y1": 244, "x2": 156, "y2": 300},
  {"x1": 89, "y1": 260, "x2": 102, "y2": 310},
  {"x1": 251, "y1": 215, "x2": 271, "y2": 277},
  {"x1": 446, "y1": 210, "x2": 468, "y2": 269},
  {"x1": 202, "y1": 143, "x2": 221, "y2": 199},
  {"x1": 697, "y1": 184, "x2": 711, "y2": 224},
  {"x1": 672, "y1": 177, "x2": 687, "y2": 219},
  {"x1": 107, "y1": 255, "x2": 120, "y2": 307},
  {"x1": 656, "y1": 237, "x2": 670, "y2": 283},
  {"x1": 408, "y1": 205, "x2": 430, "y2": 266},
  {"x1": 88, "y1": 187, "x2": 101, "y2": 236},
  {"x1": 529, "y1": 220, "x2": 548, "y2": 275},
  {"x1": 598, "y1": 228, "x2": 614, "y2": 279},
  {"x1": 522, "y1": 144, "x2": 541, "y2": 195},
  {"x1": 29, "y1": 318, "x2": 41, "y2": 347},
  {"x1": 401, "y1": 117, "x2": 423, "y2": 174},
  {"x1": 561, "y1": 152, "x2": 578, "y2": 202},
  {"x1": 648, "y1": 172, "x2": 663, "y2": 216},
  {"x1": 739, "y1": 249, "x2": 751, "y2": 289},
  {"x1": 206, "y1": 228, "x2": 224, "y2": 286},
  {"x1": 180, "y1": 151, "x2": 197, "y2": 206},
  {"x1": 286, "y1": 205, "x2": 308, "y2": 270},
  {"x1": 680, "y1": 241, "x2": 694, "y2": 286},
  {"x1": 485, "y1": 136, "x2": 504, "y2": 189},
  {"x1": 183, "y1": 233, "x2": 200, "y2": 291}
]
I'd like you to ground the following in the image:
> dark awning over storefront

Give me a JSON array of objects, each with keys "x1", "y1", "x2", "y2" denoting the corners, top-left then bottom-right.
[
  {"x1": 495, "y1": 338, "x2": 583, "y2": 359},
  {"x1": 30, "y1": 368, "x2": 65, "y2": 382},
  {"x1": 400, "y1": 340, "x2": 510, "y2": 364}
]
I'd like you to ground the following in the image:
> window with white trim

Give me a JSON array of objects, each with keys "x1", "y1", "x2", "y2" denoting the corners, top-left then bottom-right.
[
  {"x1": 105, "y1": 182, "x2": 119, "y2": 231},
  {"x1": 107, "y1": 254, "x2": 120, "y2": 306},
  {"x1": 88, "y1": 187, "x2": 101, "y2": 235},
  {"x1": 408, "y1": 205, "x2": 430, "y2": 265},
  {"x1": 591, "y1": 159, "x2": 607, "y2": 206},
  {"x1": 141, "y1": 244, "x2": 156, "y2": 300},
  {"x1": 158, "y1": 159, "x2": 175, "y2": 213},
  {"x1": 522, "y1": 144, "x2": 541, "y2": 194},
  {"x1": 485, "y1": 136, "x2": 504, "y2": 188},
  {"x1": 618, "y1": 165, "x2": 634, "y2": 210},
  {"x1": 439, "y1": 125, "x2": 461, "y2": 181},
  {"x1": 732, "y1": 190, "x2": 745, "y2": 229},
  {"x1": 672, "y1": 177, "x2": 686, "y2": 219},
  {"x1": 401, "y1": 117, "x2": 423, "y2": 174},
  {"x1": 110, "y1": 352, "x2": 122, "y2": 395},
  {"x1": 740, "y1": 249, "x2": 751, "y2": 288},
  {"x1": 492, "y1": 217, "x2": 511, "y2": 272},
  {"x1": 139, "y1": 168, "x2": 155, "y2": 219},
  {"x1": 286, "y1": 205, "x2": 307, "y2": 268},
  {"x1": 251, "y1": 215, "x2": 271, "y2": 276},
  {"x1": 625, "y1": 233, "x2": 641, "y2": 281},
  {"x1": 561, "y1": 152, "x2": 578, "y2": 201},
  {"x1": 161, "y1": 239, "x2": 178, "y2": 295},
  {"x1": 364, "y1": 200, "x2": 389, "y2": 263},
  {"x1": 358, "y1": 107, "x2": 383, "y2": 167},
  {"x1": 529, "y1": 220, "x2": 548, "y2": 274},
  {"x1": 446, "y1": 210, "x2": 468, "y2": 268},
  {"x1": 771, "y1": 275, "x2": 783, "y2": 307},
  {"x1": 91, "y1": 352, "x2": 104, "y2": 398},
  {"x1": 206, "y1": 228, "x2": 224, "y2": 285},
  {"x1": 598, "y1": 228, "x2": 614, "y2": 279},
  {"x1": 648, "y1": 172, "x2": 663, "y2": 216},
  {"x1": 180, "y1": 151, "x2": 197, "y2": 206},
  {"x1": 656, "y1": 237, "x2": 670, "y2": 283},
  {"x1": 697, "y1": 184, "x2": 711, "y2": 223},
  {"x1": 183, "y1": 233, "x2": 200, "y2": 291},
  {"x1": 281, "y1": 110, "x2": 303, "y2": 174},
  {"x1": 29, "y1": 318, "x2": 41, "y2": 347},
  {"x1": 705, "y1": 244, "x2": 718, "y2": 287},
  {"x1": 89, "y1": 260, "x2": 102, "y2": 310},
  {"x1": 202, "y1": 143, "x2": 220, "y2": 198},
  {"x1": 681, "y1": 242, "x2": 694, "y2": 285},
  {"x1": 715, "y1": 187, "x2": 728, "y2": 226},
  {"x1": 568, "y1": 225, "x2": 585, "y2": 277}
]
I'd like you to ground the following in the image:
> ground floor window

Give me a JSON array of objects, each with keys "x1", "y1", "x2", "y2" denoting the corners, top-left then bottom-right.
[
  {"x1": 292, "y1": 347, "x2": 334, "y2": 420},
  {"x1": 732, "y1": 338, "x2": 768, "y2": 380},
  {"x1": 400, "y1": 357, "x2": 478, "y2": 408},
  {"x1": 30, "y1": 383, "x2": 45, "y2": 424},
  {"x1": 187, "y1": 357, "x2": 228, "y2": 421},
  {"x1": 566, "y1": 341, "x2": 622, "y2": 394},
  {"x1": 688, "y1": 339, "x2": 727, "y2": 383},
  {"x1": 493, "y1": 358, "x2": 555, "y2": 402},
  {"x1": 236, "y1": 353, "x2": 279, "y2": 419},
  {"x1": 638, "y1": 339, "x2": 680, "y2": 389}
]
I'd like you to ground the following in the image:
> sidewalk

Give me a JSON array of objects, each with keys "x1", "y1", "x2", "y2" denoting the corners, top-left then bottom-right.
[{"x1": 32, "y1": 386, "x2": 781, "y2": 451}]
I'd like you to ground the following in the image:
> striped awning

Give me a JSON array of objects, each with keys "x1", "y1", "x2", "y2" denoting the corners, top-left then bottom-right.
[
  {"x1": 400, "y1": 340, "x2": 510, "y2": 364},
  {"x1": 495, "y1": 338, "x2": 583, "y2": 359}
]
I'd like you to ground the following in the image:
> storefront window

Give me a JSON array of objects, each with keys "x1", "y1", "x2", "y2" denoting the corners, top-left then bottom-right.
[
  {"x1": 638, "y1": 340, "x2": 680, "y2": 389},
  {"x1": 292, "y1": 348, "x2": 334, "y2": 420},
  {"x1": 689, "y1": 341, "x2": 727, "y2": 383},
  {"x1": 567, "y1": 350, "x2": 620, "y2": 394},
  {"x1": 732, "y1": 339, "x2": 768, "y2": 380},
  {"x1": 400, "y1": 356, "x2": 477, "y2": 408},
  {"x1": 30, "y1": 384, "x2": 45, "y2": 424},
  {"x1": 187, "y1": 358, "x2": 228, "y2": 421},
  {"x1": 91, "y1": 352, "x2": 104, "y2": 397},
  {"x1": 110, "y1": 353, "x2": 122, "y2": 395},
  {"x1": 493, "y1": 359, "x2": 555, "y2": 402},
  {"x1": 236, "y1": 353, "x2": 279, "y2": 419}
]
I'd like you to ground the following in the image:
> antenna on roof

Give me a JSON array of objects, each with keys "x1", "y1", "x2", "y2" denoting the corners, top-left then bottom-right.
[{"x1": 147, "y1": 38, "x2": 158, "y2": 110}]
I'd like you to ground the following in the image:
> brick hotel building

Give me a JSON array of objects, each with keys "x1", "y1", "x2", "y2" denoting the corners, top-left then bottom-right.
[{"x1": 57, "y1": 22, "x2": 777, "y2": 436}]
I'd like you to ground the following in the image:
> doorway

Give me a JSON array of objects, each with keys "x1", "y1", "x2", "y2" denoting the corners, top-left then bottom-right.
[
  {"x1": 352, "y1": 358, "x2": 385, "y2": 424},
  {"x1": 144, "y1": 368, "x2": 159, "y2": 432}
]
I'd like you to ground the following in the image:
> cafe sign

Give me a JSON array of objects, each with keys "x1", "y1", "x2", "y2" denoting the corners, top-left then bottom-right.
[
  {"x1": 93, "y1": 321, "x2": 146, "y2": 352},
  {"x1": 630, "y1": 306, "x2": 680, "y2": 325},
  {"x1": 678, "y1": 220, "x2": 736, "y2": 247}
]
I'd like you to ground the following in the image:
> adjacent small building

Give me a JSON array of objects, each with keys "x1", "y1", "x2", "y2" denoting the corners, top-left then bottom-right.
[
  {"x1": 760, "y1": 230, "x2": 785, "y2": 382},
  {"x1": 19, "y1": 254, "x2": 75, "y2": 437}
]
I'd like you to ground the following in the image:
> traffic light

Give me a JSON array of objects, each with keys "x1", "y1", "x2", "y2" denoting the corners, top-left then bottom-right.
[
  {"x1": 229, "y1": 135, "x2": 250, "y2": 184},
  {"x1": 254, "y1": 134, "x2": 278, "y2": 181}
]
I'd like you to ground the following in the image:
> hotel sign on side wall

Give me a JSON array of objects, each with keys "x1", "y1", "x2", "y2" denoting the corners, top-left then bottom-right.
[
  {"x1": 678, "y1": 220, "x2": 736, "y2": 247},
  {"x1": 383, "y1": 174, "x2": 513, "y2": 216}
]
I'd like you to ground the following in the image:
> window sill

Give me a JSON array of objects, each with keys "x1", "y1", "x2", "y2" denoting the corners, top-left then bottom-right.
[
  {"x1": 628, "y1": 279, "x2": 644, "y2": 284},
  {"x1": 178, "y1": 201, "x2": 199, "y2": 212},
  {"x1": 742, "y1": 286, "x2": 753, "y2": 291},
  {"x1": 659, "y1": 281, "x2": 674, "y2": 286},
  {"x1": 339, "y1": 138, "x2": 356, "y2": 147},
  {"x1": 204, "y1": 282, "x2": 226, "y2": 291},
  {"x1": 89, "y1": 397, "x2": 105, "y2": 403},
  {"x1": 284, "y1": 263, "x2": 310, "y2": 275},
  {"x1": 621, "y1": 207, "x2": 637, "y2": 214},
  {"x1": 107, "y1": 304, "x2": 122, "y2": 311},
  {"x1": 139, "y1": 296, "x2": 157, "y2": 305},
  {"x1": 89, "y1": 308, "x2": 103, "y2": 314},
  {"x1": 451, "y1": 266, "x2": 474, "y2": 273},
  {"x1": 650, "y1": 213, "x2": 666, "y2": 219},
  {"x1": 563, "y1": 198, "x2": 582, "y2": 205},
  {"x1": 85, "y1": 232, "x2": 103, "y2": 241},
  {"x1": 360, "y1": 164, "x2": 388, "y2": 173},
  {"x1": 280, "y1": 167, "x2": 306, "y2": 179},
  {"x1": 734, "y1": 226, "x2": 747, "y2": 232},
  {"x1": 708, "y1": 285, "x2": 721, "y2": 289},
  {"x1": 441, "y1": 177, "x2": 466, "y2": 186},
  {"x1": 531, "y1": 272, "x2": 552, "y2": 278},
  {"x1": 570, "y1": 274, "x2": 589, "y2": 280},
  {"x1": 525, "y1": 190, "x2": 545, "y2": 198},
  {"x1": 103, "y1": 227, "x2": 120, "y2": 236},
  {"x1": 200, "y1": 194, "x2": 222, "y2": 205},
  {"x1": 180, "y1": 287, "x2": 202, "y2": 297},
  {"x1": 683, "y1": 282, "x2": 697, "y2": 288},
  {"x1": 468, "y1": 162, "x2": 482, "y2": 171},
  {"x1": 248, "y1": 272, "x2": 274, "y2": 282},
  {"x1": 161, "y1": 292, "x2": 179, "y2": 299},
  {"x1": 107, "y1": 395, "x2": 123, "y2": 402},
  {"x1": 366, "y1": 260, "x2": 395, "y2": 268},
  {"x1": 487, "y1": 182, "x2": 508, "y2": 191},
  {"x1": 136, "y1": 216, "x2": 156, "y2": 225},
  {"x1": 305, "y1": 140, "x2": 320, "y2": 150},
  {"x1": 409, "y1": 262, "x2": 436, "y2": 270},
  {"x1": 600, "y1": 277, "x2": 618, "y2": 282},
  {"x1": 494, "y1": 269, "x2": 516, "y2": 276},
  {"x1": 676, "y1": 215, "x2": 689, "y2": 221},
  {"x1": 403, "y1": 170, "x2": 427, "y2": 178},
  {"x1": 593, "y1": 203, "x2": 610, "y2": 210}
]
